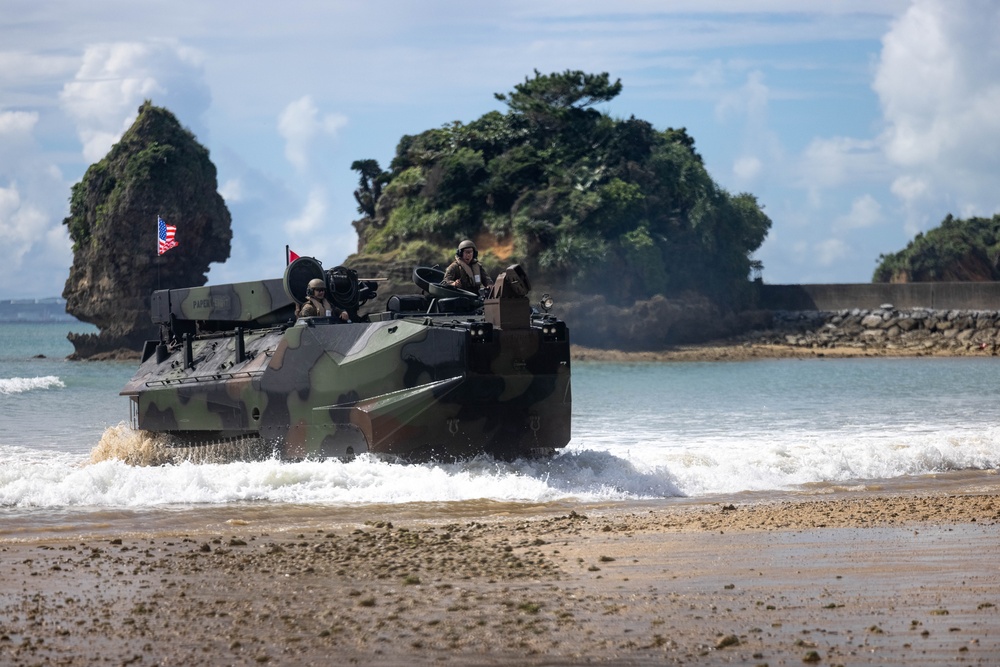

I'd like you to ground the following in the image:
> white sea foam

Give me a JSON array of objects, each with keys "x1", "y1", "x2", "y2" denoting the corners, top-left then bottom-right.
[
  {"x1": 0, "y1": 448, "x2": 670, "y2": 508},
  {"x1": 1, "y1": 423, "x2": 998, "y2": 509},
  {"x1": 580, "y1": 424, "x2": 1000, "y2": 497},
  {"x1": 0, "y1": 376, "x2": 64, "y2": 395}
]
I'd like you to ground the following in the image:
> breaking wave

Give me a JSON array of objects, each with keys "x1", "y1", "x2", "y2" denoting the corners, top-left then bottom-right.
[
  {"x1": 0, "y1": 425, "x2": 682, "y2": 509},
  {"x1": 1, "y1": 421, "x2": 998, "y2": 510},
  {"x1": 0, "y1": 376, "x2": 65, "y2": 395}
]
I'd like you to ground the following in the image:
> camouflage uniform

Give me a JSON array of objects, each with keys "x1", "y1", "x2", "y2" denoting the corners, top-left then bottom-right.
[
  {"x1": 299, "y1": 297, "x2": 341, "y2": 319},
  {"x1": 444, "y1": 259, "x2": 492, "y2": 293}
]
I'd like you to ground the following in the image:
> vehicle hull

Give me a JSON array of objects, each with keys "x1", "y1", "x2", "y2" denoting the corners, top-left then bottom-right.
[{"x1": 122, "y1": 317, "x2": 571, "y2": 460}]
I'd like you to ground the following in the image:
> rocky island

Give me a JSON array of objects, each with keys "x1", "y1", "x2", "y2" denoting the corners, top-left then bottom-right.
[{"x1": 61, "y1": 101, "x2": 232, "y2": 359}]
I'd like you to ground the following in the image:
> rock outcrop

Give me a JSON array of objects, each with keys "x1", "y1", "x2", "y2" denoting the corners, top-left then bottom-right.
[{"x1": 62, "y1": 102, "x2": 232, "y2": 358}]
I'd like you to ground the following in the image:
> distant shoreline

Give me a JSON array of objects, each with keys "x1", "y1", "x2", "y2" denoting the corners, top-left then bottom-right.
[
  {"x1": 0, "y1": 298, "x2": 76, "y2": 324},
  {"x1": 570, "y1": 341, "x2": 999, "y2": 362}
]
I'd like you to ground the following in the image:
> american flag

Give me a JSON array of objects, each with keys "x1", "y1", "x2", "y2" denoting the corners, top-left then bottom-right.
[{"x1": 157, "y1": 216, "x2": 178, "y2": 256}]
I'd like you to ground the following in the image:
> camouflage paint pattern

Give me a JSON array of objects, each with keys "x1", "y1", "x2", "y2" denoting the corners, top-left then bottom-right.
[{"x1": 122, "y1": 272, "x2": 571, "y2": 461}]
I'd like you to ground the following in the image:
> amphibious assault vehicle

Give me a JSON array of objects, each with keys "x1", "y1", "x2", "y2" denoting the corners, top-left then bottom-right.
[{"x1": 120, "y1": 257, "x2": 571, "y2": 461}]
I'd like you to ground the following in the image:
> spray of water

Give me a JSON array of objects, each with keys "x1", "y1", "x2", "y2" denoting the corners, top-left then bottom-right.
[{"x1": 89, "y1": 424, "x2": 273, "y2": 466}]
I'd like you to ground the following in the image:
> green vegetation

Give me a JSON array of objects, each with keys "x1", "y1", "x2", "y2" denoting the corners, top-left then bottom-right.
[
  {"x1": 873, "y1": 214, "x2": 1000, "y2": 282},
  {"x1": 352, "y1": 70, "x2": 771, "y2": 305}
]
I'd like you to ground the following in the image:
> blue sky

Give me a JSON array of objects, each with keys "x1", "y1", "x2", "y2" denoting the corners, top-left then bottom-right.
[{"x1": 2, "y1": 0, "x2": 999, "y2": 299}]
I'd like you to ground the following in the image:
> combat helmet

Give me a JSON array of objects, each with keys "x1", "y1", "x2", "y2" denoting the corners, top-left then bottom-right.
[
  {"x1": 457, "y1": 239, "x2": 478, "y2": 259},
  {"x1": 307, "y1": 278, "x2": 326, "y2": 296}
]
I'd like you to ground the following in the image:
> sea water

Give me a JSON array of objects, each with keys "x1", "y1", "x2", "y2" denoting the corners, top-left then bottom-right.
[{"x1": 1, "y1": 322, "x2": 999, "y2": 534}]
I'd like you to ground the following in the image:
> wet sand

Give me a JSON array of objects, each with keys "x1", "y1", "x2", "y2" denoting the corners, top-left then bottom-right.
[{"x1": 3, "y1": 481, "x2": 999, "y2": 666}]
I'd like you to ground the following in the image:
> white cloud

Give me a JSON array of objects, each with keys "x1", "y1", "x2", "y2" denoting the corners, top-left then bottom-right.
[
  {"x1": 0, "y1": 186, "x2": 26, "y2": 238},
  {"x1": 0, "y1": 52, "x2": 79, "y2": 108},
  {"x1": 284, "y1": 186, "x2": 328, "y2": 235},
  {"x1": 834, "y1": 194, "x2": 884, "y2": 231},
  {"x1": 733, "y1": 155, "x2": 762, "y2": 181},
  {"x1": 815, "y1": 238, "x2": 850, "y2": 267},
  {"x1": 0, "y1": 111, "x2": 72, "y2": 298},
  {"x1": 0, "y1": 111, "x2": 40, "y2": 170},
  {"x1": 277, "y1": 185, "x2": 359, "y2": 266},
  {"x1": 277, "y1": 96, "x2": 348, "y2": 172},
  {"x1": 218, "y1": 178, "x2": 243, "y2": 204},
  {"x1": 715, "y1": 70, "x2": 769, "y2": 123},
  {"x1": 690, "y1": 59, "x2": 726, "y2": 88},
  {"x1": 0, "y1": 183, "x2": 63, "y2": 277},
  {"x1": 59, "y1": 41, "x2": 209, "y2": 162},
  {"x1": 799, "y1": 136, "x2": 883, "y2": 191},
  {"x1": 889, "y1": 174, "x2": 928, "y2": 204},
  {"x1": 874, "y1": 0, "x2": 1000, "y2": 213},
  {"x1": 0, "y1": 51, "x2": 77, "y2": 80},
  {"x1": 0, "y1": 110, "x2": 39, "y2": 137},
  {"x1": 712, "y1": 69, "x2": 786, "y2": 192}
]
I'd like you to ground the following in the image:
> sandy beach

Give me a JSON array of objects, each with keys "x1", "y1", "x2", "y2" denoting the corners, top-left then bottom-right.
[{"x1": 3, "y1": 478, "x2": 999, "y2": 666}]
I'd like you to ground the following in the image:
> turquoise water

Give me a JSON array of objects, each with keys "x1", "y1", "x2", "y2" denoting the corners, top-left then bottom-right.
[
  {"x1": 0, "y1": 322, "x2": 131, "y2": 454},
  {"x1": 0, "y1": 321, "x2": 97, "y2": 359},
  {"x1": 572, "y1": 357, "x2": 1000, "y2": 495},
  {"x1": 1, "y1": 323, "x2": 999, "y2": 517}
]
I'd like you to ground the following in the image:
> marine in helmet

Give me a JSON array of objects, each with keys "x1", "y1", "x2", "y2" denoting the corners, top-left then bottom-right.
[
  {"x1": 443, "y1": 240, "x2": 493, "y2": 293},
  {"x1": 298, "y1": 277, "x2": 350, "y2": 321}
]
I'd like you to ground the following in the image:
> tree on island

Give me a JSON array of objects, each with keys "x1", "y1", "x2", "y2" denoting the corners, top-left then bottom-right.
[
  {"x1": 873, "y1": 213, "x2": 1000, "y2": 283},
  {"x1": 350, "y1": 69, "x2": 771, "y2": 308}
]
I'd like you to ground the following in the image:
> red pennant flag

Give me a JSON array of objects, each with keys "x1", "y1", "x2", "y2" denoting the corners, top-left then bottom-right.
[{"x1": 286, "y1": 246, "x2": 300, "y2": 265}]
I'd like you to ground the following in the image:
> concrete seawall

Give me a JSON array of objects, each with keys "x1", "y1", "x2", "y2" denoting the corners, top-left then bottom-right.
[{"x1": 758, "y1": 282, "x2": 1000, "y2": 311}]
